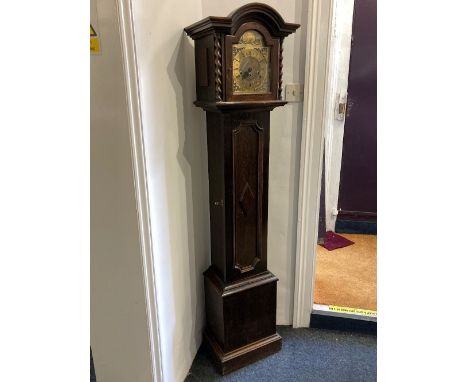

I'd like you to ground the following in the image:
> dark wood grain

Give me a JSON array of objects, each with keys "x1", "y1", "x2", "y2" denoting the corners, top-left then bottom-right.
[
  {"x1": 204, "y1": 266, "x2": 281, "y2": 374},
  {"x1": 206, "y1": 111, "x2": 270, "y2": 283},
  {"x1": 232, "y1": 120, "x2": 262, "y2": 273},
  {"x1": 205, "y1": 329, "x2": 282, "y2": 375},
  {"x1": 194, "y1": 34, "x2": 216, "y2": 101}
]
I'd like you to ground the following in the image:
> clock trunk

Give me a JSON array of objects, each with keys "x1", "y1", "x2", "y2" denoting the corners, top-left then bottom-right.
[{"x1": 206, "y1": 111, "x2": 270, "y2": 283}]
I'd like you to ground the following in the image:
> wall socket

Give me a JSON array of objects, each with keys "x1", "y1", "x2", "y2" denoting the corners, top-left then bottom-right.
[{"x1": 284, "y1": 83, "x2": 303, "y2": 102}]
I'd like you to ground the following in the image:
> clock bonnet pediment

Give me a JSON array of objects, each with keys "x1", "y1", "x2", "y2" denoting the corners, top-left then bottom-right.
[
  {"x1": 228, "y1": 3, "x2": 300, "y2": 37},
  {"x1": 184, "y1": 3, "x2": 299, "y2": 39}
]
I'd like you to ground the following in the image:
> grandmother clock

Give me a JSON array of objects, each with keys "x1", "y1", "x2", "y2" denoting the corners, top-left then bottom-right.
[{"x1": 185, "y1": 3, "x2": 299, "y2": 375}]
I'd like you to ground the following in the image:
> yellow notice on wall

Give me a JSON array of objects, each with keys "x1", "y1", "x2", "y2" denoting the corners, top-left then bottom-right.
[
  {"x1": 329, "y1": 305, "x2": 377, "y2": 317},
  {"x1": 90, "y1": 24, "x2": 101, "y2": 54}
]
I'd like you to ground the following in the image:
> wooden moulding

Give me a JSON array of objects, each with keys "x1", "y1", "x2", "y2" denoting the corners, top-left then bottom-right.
[
  {"x1": 203, "y1": 266, "x2": 281, "y2": 375},
  {"x1": 184, "y1": 3, "x2": 300, "y2": 40},
  {"x1": 204, "y1": 266, "x2": 278, "y2": 296},
  {"x1": 194, "y1": 100, "x2": 287, "y2": 113},
  {"x1": 204, "y1": 330, "x2": 282, "y2": 375}
]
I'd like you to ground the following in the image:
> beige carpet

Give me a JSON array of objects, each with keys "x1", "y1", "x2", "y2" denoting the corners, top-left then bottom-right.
[{"x1": 314, "y1": 234, "x2": 377, "y2": 311}]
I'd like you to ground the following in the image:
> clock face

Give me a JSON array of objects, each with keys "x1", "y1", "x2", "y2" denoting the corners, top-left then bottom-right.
[{"x1": 232, "y1": 30, "x2": 271, "y2": 95}]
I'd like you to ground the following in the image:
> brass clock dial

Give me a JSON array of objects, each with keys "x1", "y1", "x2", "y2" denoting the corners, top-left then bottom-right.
[{"x1": 232, "y1": 30, "x2": 271, "y2": 95}]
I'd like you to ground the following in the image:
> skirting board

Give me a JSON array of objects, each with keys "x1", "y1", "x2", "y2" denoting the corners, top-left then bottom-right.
[
  {"x1": 313, "y1": 303, "x2": 376, "y2": 321},
  {"x1": 335, "y1": 220, "x2": 377, "y2": 235},
  {"x1": 311, "y1": 304, "x2": 377, "y2": 334}
]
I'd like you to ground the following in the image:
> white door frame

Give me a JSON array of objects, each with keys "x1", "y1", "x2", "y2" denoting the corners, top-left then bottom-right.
[
  {"x1": 292, "y1": 0, "x2": 354, "y2": 328},
  {"x1": 117, "y1": 1, "x2": 163, "y2": 380}
]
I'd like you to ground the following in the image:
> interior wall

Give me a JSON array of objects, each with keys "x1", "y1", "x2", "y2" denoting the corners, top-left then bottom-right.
[
  {"x1": 90, "y1": 0, "x2": 153, "y2": 381},
  {"x1": 201, "y1": 0, "x2": 309, "y2": 325},
  {"x1": 131, "y1": 1, "x2": 210, "y2": 381}
]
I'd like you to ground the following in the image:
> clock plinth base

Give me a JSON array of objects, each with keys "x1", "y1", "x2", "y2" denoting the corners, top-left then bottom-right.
[
  {"x1": 203, "y1": 266, "x2": 281, "y2": 375},
  {"x1": 204, "y1": 329, "x2": 282, "y2": 375}
]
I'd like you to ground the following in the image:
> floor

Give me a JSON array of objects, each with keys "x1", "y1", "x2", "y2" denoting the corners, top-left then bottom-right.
[
  {"x1": 186, "y1": 326, "x2": 376, "y2": 381},
  {"x1": 314, "y1": 234, "x2": 377, "y2": 311}
]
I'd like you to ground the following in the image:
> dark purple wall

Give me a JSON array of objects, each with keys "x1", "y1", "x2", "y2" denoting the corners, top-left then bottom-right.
[{"x1": 337, "y1": 0, "x2": 377, "y2": 216}]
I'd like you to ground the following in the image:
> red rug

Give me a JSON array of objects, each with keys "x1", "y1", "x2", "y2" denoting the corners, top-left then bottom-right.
[{"x1": 320, "y1": 231, "x2": 355, "y2": 251}]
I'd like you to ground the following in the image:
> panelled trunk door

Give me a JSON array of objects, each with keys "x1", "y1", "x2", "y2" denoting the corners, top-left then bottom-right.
[
  {"x1": 232, "y1": 121, "x2": 263, "y2": 273},
  {"x1": 226, "y1": 112, "x2": 269, "y2": 282},
  {"x1": 206, "y1": 111, "x2": 270, "y2": 283}
]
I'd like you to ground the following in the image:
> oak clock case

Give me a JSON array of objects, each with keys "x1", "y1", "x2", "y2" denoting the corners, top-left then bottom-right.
[{"x1": 185, "y1": 3, "x2": 299, "y2": 375}]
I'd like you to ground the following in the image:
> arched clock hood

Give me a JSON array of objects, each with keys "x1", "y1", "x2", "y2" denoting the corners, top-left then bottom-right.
[
  {"x1": 185, "y1": 3, "x2": 300, "y2": 112},
  {"x1": 185, "y1": 3, "x2": 299, "y2": 39}
]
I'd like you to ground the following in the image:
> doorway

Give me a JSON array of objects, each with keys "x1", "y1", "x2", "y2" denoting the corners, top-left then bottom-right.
[{"x1": 313, "y1": 0, "x2": 377, "y2": 324}]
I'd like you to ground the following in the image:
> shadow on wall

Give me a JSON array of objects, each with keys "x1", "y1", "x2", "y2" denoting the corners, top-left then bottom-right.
[
  {"x1": 167, "y1": 32, "x2": 211, "y2": 356},
  {"x1": 90, "y1": 348, "x2": 96, "y2": 382}
]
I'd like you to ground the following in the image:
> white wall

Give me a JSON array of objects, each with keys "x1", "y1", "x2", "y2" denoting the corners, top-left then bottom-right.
[
  {"x1": 131, "y1": 1, "x2": 210, "y2": 381},
  {"x1": 90, "y1": 0, "x2": 153, "y2": 381},
  {"x1": 201, "y1": 0, "x2": 309, "y2": 325}
]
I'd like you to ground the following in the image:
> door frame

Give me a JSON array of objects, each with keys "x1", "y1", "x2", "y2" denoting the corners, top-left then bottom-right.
[
  {"x1": 117, "y1": 1, "x2": 163, "y2": 380},
  {"x1": 293, "y1": 0, "x2": 354, "y2": 327}
]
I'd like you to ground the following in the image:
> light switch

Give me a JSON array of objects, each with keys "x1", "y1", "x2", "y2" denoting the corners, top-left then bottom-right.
[{"x1": 284, "y1": 83, "x2": 303, "y2": 102}]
